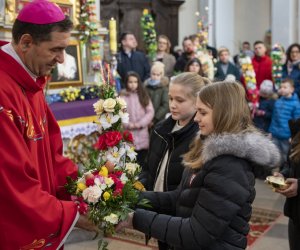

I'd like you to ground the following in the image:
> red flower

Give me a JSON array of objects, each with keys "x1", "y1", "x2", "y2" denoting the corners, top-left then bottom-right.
[
  {"x1": 86, "y1": 178, "x2": 95, "y2": 187},
  {"x1": 71, "y1": 196, "x2": 88, "y2": 215},
  {"x1": 105, "y1": 131, "x2": 122, "y2": 147},
  {"x1": 113, "y1": 189, "x2": 122, "y2": 197},
  {"x1": 94, "y1": 134, "x2": 107, "y2": 150},
  {"x1": 123, "y1": 130, "x2": 133, "y2": 143}
]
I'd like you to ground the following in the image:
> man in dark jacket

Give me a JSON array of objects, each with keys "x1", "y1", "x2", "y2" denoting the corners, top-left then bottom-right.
[
  {"x1": 174, "y1": 37, "x2": 195, "y2": 73},
  {"x1": 117, "y1": 32, "x2": 150, "y2": 88},
  {"x1": 214, "y1": 47, "x2": 240, "y2": 81}
]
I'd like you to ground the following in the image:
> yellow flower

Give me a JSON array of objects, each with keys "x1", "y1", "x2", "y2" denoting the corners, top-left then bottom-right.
[
  {"x1": 143, "y1": 9, "x2": 149, "y2": 15},
  {"x1": 77, "y1": 182, "x2": 87, "y2": 191},
  {"x1": 99, "y1": 166, "x2": 108, "y2": 177},
  {"x1": 116, "y1": 97, "x2": 127, "y2": 110},
  {"x1": 133, "y1": 181, "x2": 146, "y2": 191},
  {"x1": 93, "y1": 99, "x2": 104, "y2": 115},
  {"x1": 103, "y1": 191, "x2": 111, "y2": 201},
  {"x1": 103, "y1": 98, "x2": 117, "y2": 113}
]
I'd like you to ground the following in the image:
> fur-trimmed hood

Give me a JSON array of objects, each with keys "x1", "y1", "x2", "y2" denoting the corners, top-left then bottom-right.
[{"x1": 202, "y1": 132, "x2": 281, "y2": 168}]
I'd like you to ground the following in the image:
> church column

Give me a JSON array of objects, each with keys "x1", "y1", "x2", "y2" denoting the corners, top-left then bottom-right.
[
  {"x1": 272, "y1": 0, "x2": 297, "y2": 49},
  {"x1": 213, "y1": 0, "x2": 235, "y2": 54}
]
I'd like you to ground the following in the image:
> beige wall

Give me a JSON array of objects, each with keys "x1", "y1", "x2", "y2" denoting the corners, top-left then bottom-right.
[
  {"x1": 178, "y1": 0, "x2": 199, "y2": 48},
  {"x1": 234, "y1": 0, "x2": 271, "y2": 53}
]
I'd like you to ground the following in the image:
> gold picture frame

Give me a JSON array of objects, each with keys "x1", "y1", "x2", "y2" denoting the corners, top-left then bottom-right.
[
  {"x1": 6, "y1": 0, "x2": 80, "y2": 26},
  {"x1": 49, "y1": 39, "x2": 83, "y2": 89}
]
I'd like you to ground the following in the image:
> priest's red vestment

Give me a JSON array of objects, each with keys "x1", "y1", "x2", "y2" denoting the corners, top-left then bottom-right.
[{"x1": 0, "y1": 46, "x2": 78, "y2": 249}]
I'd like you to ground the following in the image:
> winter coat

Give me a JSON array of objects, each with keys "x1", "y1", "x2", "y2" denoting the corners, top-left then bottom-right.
[
  {"x1": 134, "y1": 132, "x2": 280, "y2": 250},
  {"x1": 121, "y1": 91, "x2": 154, "y2": 150},
  {"x1": 117, "y1": 50, "x2": 150, "y2": 87},
  {"x1": 214, "y1": 61, "x2": 241, "y2": 81},
  {"x1": 139, "y1": 115, "x2": 199, "y2": 191},
  {"x1": 269, "y1": 93, "x2": 300, "y2": 139},
  {"x1": 253, "y1": 97, "x2": 276, "y2": 132},
  {"x1": 252, "y1": 55, "x2": 272, "y2": 88},
  {"x1": 282, "y1": 61, "x2": 300, "y2": 98},
  {"x1": 145, "y1": 77, "x2": 169, "y2": 124}
]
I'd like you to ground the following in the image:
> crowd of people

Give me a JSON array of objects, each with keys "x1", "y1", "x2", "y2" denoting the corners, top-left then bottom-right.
[{"x1": 0, "y1": 0, "x2": 300, "y2": 249}]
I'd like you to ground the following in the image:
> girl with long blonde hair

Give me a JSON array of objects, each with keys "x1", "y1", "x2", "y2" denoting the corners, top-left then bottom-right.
[{"x1": 118, "y1": 81, "x2": 280, "y2": 250}]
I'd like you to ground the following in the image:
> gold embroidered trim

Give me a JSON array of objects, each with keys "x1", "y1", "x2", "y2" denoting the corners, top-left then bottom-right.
[{"x1": 20, "y1": 238, "x2": 45, "y2": 249}]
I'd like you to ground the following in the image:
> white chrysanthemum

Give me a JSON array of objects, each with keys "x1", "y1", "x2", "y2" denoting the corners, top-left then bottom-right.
[
  {"x1": 116, "y1": 97, "x2": 127, "y2": 110},
  {"x1": 119, "y1": 111, "x2": 129, "y2": 124},
  {"x1": 103, "y1": 98, "x2": 117, "y2": 113},
  {"x1": 103, "y1": 213, "x2": 119, "y2": 225},
  {"x1": 99, "y1": 113, "x2": 120, "y2": 130},
  {"x1": 82, "y1": 185, "x2": 102, "y2": 204},
  {"x1": 93, "y1": 99, "x2": 104, "y2": 115},
  {"x1": 106, "y1": 146, "x2": 126, "y2": 164},
  {"x1": 125, "y1": 162, "x2": 140, "y2": 175}
]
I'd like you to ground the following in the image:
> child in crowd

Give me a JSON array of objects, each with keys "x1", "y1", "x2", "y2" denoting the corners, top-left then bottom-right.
[
  {"x1": 144, "y1": 61, "x2": 169, "y2": 126},
  {"x1": 253, "y1": 79, "x2": 277, "y2": 132},
  {"x1": 117, "y1": 81, "x2": 280, "y2": 250},
  {"x1": 269, "y1": 78, "x2": 300, "y2": 169},
  {"x1": 184, "y1": 57, "x2": 204, "y2": 77},
  {"x1": 120, "y1": 71, "x2": 154, "y2": 167}
]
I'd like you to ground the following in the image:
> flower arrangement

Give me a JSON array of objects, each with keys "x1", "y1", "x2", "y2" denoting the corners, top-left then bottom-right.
[
  {"x1": 140, "y1": 9, "x2": 157, "y2": 60},
  {"x1": 195, "y1": 20, "x2": 215, "y2": 79},
  {"x1": 65, "y1": 79, "x2": 147, "y2": 247},
  {"x1": 239, "y1": 54, "x2": 259, "y2": 112},
  {"x1": 78, "y1": 0, "x2": 101, "y2": 71},
  {"x1": 271, "y1": 43, "x2": 284, "y2": 90}
]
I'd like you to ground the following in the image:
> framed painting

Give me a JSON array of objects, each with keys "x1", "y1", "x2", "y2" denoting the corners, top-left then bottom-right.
[
  {"x1": 0, "y1": 0, "x2": 4, "y2": 23},
  {"x1": 13, "y1": 0, "x2": 79, "y2": 26},
  {"x1": 49, "y1": 40, "x2": 83, "y2": 88}
]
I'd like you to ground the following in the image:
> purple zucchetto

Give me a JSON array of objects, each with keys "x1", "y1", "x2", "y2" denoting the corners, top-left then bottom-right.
[{"x1": 17, "y1": 0, "x2": 65, "y2": 25}]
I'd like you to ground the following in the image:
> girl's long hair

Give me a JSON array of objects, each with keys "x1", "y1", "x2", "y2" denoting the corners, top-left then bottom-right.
[
  {"x1": 183, "y1": 81, "x2": 257, "y2": 169},
  {"x1": 124, "y1": 71, "x2": 150, "y2": 108}
]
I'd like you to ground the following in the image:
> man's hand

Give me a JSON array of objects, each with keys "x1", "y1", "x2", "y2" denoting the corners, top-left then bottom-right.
[{"x1": 276, "y1": 178, "x2": 298, "y2": 198}]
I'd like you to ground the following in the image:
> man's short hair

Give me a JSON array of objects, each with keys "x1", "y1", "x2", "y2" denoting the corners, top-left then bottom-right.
[
  {"x1": 12, "y1": 16, "x2": 73, "y2": 44},
  {"x1": 253, "y1": 40, "x2": 265, "y2": 47}
]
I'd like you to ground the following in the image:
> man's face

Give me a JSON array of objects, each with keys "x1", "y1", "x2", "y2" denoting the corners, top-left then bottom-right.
[
  {"x1": 242, "y1": 43, "x2": 250, "y2": 51},
  {"x1": 254, "y1": 43, "x2": 266, "y2": 57},
  {"x1": 219, "y1": 51, "x2": 230, "y2": 63},
  {"x1": 22, "y1": 31, "x2": 71, "y2": 76},
  {"x1": 123, "y1": 34, "x2": 137, "y2": 50},
  {"x1": 183, "y1": 39, "x2": 194, "y2": 54}
]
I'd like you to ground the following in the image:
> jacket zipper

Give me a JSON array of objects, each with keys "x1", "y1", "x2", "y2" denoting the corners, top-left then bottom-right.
[
  {"x1": 153, "y1": 129, "x2": 169, "y2": 188},
  {"x1": 164, "y1": 136, "x2": 175, "y2": 191}
]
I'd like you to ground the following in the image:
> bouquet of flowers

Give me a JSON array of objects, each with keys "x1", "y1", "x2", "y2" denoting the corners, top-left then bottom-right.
[
  {"x1": 141, "y1": 9, "x2": 157, "y2": 60},
  {"x1": 239, "y1": 54, "x2": 259, "y2": 112},
  {"x1": 65, "y1": 81, "x2": 147, "y2": 245},
  {"x1": 271, "y1": 43, "x2": 284, "y2": 90}
]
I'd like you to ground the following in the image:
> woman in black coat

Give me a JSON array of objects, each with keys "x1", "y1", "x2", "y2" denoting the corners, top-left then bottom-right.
[
  {"x1": 118, "y1": 81, "x2": 280, "y2": 250},
  {"x1": 275, "y1": 118, "x2": 300, "y2": 250}
]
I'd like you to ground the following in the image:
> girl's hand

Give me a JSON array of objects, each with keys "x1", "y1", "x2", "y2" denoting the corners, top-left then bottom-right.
[
  {"x1": 276, "y1": 178, "x2": 298, "y2": 198},
  {"x1": 273, "y1": 172, "x2": 283, "y2": 178},
  {"x1": 115, "y1": 212, "x2": 134, "y2": 232}
]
